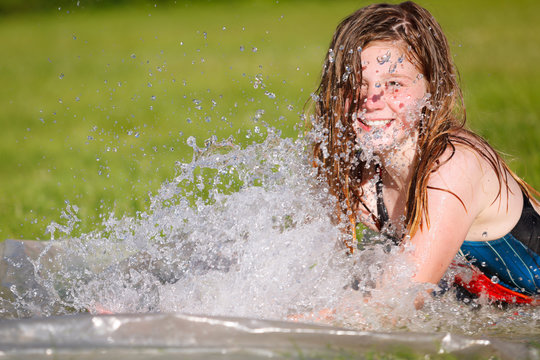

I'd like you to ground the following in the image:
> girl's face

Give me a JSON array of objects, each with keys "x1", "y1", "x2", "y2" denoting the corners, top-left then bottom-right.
[{"x1": 352, "y1": 41, "x2": 427, "y2": 155}]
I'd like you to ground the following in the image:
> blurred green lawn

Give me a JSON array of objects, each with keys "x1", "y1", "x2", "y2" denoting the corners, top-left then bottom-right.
[{"x1": 1, "y1": 0, "x2": 539, "y2": 240}]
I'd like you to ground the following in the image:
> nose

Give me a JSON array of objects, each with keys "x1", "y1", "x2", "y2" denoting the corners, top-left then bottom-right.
[{"x1": 363, "y1": 85, "x2": 385, "y2": 111}]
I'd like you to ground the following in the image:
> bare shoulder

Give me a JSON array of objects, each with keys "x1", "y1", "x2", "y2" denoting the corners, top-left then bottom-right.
[
  {"x1": 427, "y1": 132, "x2": 503, "y2": 218},
  {"x1": 428, "y1": 137, "x2": 485, "y2": 192},
  {"x1": 428, "y1": 131, "x2": 523, "y2": 239}
]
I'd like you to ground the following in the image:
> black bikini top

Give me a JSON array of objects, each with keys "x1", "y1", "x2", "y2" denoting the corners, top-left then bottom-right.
[{"x1": 511, "y1": 191, "x2": 540, "y2": 254}]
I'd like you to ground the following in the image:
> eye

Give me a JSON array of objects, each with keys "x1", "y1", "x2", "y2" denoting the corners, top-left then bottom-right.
[{"x1": 386, "y1": 80, "x2": 402, "y2": 93}]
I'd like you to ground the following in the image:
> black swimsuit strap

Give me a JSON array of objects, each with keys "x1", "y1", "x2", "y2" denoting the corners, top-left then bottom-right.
[
  {"x1": 374, "y1": 165, "x2": 401, "y2": 246},
  {"x1": 375, "y1": 164, "x2": 390, "y2": 228}
]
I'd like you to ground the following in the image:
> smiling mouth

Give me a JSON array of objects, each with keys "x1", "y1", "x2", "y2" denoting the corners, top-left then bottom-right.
[{"x1": 359, "y1": 118, "x2": 393, "y2": 129}]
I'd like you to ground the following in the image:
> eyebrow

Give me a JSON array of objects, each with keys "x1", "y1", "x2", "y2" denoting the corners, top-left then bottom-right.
[
  {"x1": 361, "y1": 73, "x2": 417, "y2": 82},
  {"x1": 379, "y1": 73, "x2": 418, "y2": 80}
]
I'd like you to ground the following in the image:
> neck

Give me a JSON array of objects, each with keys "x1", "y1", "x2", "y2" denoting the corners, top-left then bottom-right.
[{"x1": 377, "y1": 135, "x2": 418, "y2": 191}]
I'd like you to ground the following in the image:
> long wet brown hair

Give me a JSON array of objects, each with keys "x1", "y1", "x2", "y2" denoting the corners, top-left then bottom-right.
[{"x1": 310, "y1": 1, "x2": 539, "y2": 251}]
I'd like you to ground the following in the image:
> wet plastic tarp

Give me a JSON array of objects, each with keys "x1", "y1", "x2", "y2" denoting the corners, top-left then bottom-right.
[{"x1": 0, "y1": 313, "x2": 538, "y2": 360}]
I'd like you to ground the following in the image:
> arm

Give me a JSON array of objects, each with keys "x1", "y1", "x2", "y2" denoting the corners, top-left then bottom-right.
[{"x1": 406, "y1": 146, "x2": 486, "y2": 284}]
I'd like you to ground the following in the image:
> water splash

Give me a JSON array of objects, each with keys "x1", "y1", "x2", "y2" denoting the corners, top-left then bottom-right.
[
  {"x1": 2, "y1": 129, "x2": 540, "y2": 339},
  {"x1": 1, "y1": 131, "x2": 349, "y2": 319}
]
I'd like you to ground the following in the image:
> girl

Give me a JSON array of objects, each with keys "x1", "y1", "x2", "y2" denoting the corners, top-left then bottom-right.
[{"x1": 311, "y1": 1, "x2": 540, "y2": 303}]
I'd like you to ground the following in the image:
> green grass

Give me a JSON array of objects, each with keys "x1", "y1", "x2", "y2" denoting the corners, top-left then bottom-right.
[{"x1": 1, "y1": 0, "x2": 539, "y2": 240}]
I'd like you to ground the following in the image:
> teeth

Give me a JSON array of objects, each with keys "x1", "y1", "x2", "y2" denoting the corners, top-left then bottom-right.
[{"x1": 363, "y1": 119, "x2": 391, "y2": 127}]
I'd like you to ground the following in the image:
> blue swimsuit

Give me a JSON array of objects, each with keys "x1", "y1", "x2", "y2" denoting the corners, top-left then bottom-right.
[{"x1": 459, "y1": 192, "x2": 540, "y2": 296}]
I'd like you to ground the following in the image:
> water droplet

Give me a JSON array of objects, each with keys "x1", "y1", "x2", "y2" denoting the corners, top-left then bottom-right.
[
  {"x1": 376, "y1": 50, "x2": 391, "y2": 65},
  {"x1": 151, "y1": 95, "x2": 156, "y2": 101},
  {"x1": 186, "y1": 136, "x2": 196, "y2": 148},
  {"x1": 253, "y1": 74, "x2": 264, "y2": 89},
  {"x1": 130, "y1": 54, "x2": 136, "y2": 59},
  {"x1": 328, "y1": 49, "x2": 335, "y2": 63},
  {"x1": 264, "y1": 91, "x2": 276, "y2": 99},
  {"x1": 254, "y1": 109, "x2": 265, "y2": 120},
  {"x1": 491, "y1": 276, "x2": 499, "y2": 284},
  {"x1": 72, "y1": 34, "x2": 77, "y2": 40},
  {"x1": 388, "y1": 64, "x2": 397, "y2": 74},
  {"x1": 203, "y1": 32, "x2": 207, "y2": 40},
  {"x1": 59, "y1": 73, "x2": 64, "y2": 79},
  {"x1": 240, "y1": 45, "x2": 244, "y2": 51}
]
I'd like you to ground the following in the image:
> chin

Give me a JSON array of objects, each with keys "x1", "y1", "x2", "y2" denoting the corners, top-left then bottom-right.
[{"x1": 356, "y1": 135, "x2": 413, "y2": 156}]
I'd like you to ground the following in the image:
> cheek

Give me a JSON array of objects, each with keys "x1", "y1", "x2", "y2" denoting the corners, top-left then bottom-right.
[
  {"x1": 388, "y1": 92, "x2": 406, "y2": 112},
  {"x1": 391, "y1": 89, "x2": 425, "y2": 114}
]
